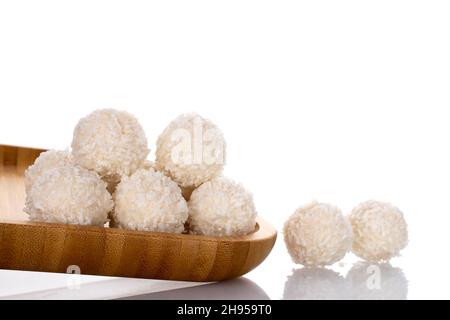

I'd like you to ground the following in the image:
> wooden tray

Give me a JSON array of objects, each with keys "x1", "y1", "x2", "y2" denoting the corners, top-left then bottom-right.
[{"x1": 0, "y1": 145, "x2": 277, "y2": 282}]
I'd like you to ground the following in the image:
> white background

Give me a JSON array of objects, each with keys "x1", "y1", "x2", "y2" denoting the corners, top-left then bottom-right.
[{"x1": 1, "y1": 0, "x2": 450, "y2": 299}]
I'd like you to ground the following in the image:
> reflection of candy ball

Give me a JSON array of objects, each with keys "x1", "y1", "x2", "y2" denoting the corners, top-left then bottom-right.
[
  {"x1": 25, "y1": 166, "x2": 113, "y2": 226},
  {"x1": 25, "y1": 150, "x2": 72, "y2": 192},
  {"x1": 349, "y1": 201, "x2": 408, "y2": 262},
  {"x1": 346, "y1": 262, "x2": 408, "y2": 300},
  {"x1": 284, "y1": 202, "x2": 352, "y2": 267},
  {"x1": 113, "y1": 169, "x2": 188, "y2": 233},
  {"x1": 72, "y1": 109, "x2": 149, "y2": 179},
  {"x1": 283, "y1": 268, "x2": 348, "y2": 300},
  {"x1": 156, "y1": 113, "x2": 226, "y2": 189},
  {"x1": 188, "y1": 178, "x2": 257, "y2": 236}
]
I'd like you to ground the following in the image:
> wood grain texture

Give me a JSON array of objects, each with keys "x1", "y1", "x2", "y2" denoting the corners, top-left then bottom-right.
[{"x1": 0, "y1": 145, "x2": 277, "y2": 282}]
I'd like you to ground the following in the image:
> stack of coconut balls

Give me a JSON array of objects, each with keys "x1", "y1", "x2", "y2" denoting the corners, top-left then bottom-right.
[{"x1": 24, "y1": 109, "x2": 257, "y2": 237}]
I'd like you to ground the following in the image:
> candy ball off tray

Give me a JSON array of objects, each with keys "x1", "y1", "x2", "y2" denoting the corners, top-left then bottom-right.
[
  {"x1": 348, "y1": 200, "x2": 408, "y2": 262},
  {"x1": 188, "y1": 177, "x2": 257, "y2": 237},
  {"x1": 113, "y1": 168, "x2": 189, "y2": 233},
  {"x1": 155, "y1": 113, "x2": 226, "y2": 190},
  {"x1": 283, "y1": 202, "x2": 353, "y2": 267},
  {"x1": 71, "y1": 108, "x2": 149, "y2": 182},
  {"x1": 24, "y1": 165, "x2": 113, "y2": 226}
]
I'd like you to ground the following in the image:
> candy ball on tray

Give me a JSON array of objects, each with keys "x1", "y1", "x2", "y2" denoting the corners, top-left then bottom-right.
[
  {"x1": 24, "y1": 150, "x2": 72, "y2": 192},
  {"x1": 71, "y1": 109, "x2": 149, "y2": 183},
  {"x1": 155, "y1": 113, "x2": 226, "y2": 190},
  {"x1": 24, "y1": 165, "x2": 113, "y2": 226},
  {"x1": 113, "y1": 168, "x2": 189, "y2": 233},
  {"x1": 188, "y1": 177, "x2": 257, "y2": 237}
]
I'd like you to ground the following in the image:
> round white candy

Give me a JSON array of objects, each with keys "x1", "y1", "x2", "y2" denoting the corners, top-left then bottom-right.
[
  {"x1": 24, "y1": 150, "x2": 72, "y2": 192},
  {"x1": 349, "y1": 200, "x2": 408, "y2": 262},
  {"x1": 113, "y1": 169, "x2": 188, "y2": 233},
  {"x1": 71, "y1": 109, "x2": 149, "y2": 179},
  {"x1": 156, "y1": 113, "x2": 226, "y2": 189},
  {"x1": 188, "y1": 178, "x2": 257, "y2": 237},
  {"x1": 25, "y1": 165, "x2": 113, "y2": 226},
  {"x1": 284, "y1": 202, "x2": 352, "y2": 267}
]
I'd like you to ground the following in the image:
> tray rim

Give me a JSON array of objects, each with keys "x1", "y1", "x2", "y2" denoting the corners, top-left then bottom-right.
[{"x1": 0, "y1": 217, "x2": 276, "y2": 243}]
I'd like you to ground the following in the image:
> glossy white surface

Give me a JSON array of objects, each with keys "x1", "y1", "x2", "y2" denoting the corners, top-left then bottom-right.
[
  {"x1": 1, "y1": 0, "x2": 449, "y2": 300},
  {"x1": 0, "y1": 243, "x2": 418, "y2": 300}
]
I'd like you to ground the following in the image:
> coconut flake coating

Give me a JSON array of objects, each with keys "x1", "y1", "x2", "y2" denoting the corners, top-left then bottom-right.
[
  {"x1": 71, "y1": 109, "x2": 149, "y2": 178},
  {"x1": 24, "y1": 150, "x2": 72, "y2": 192},
  {"x1": 24, "y1": 165, "x2": 113, "y2": 226},
  {"x1": 284, "y1": 202, "x2": 353, "y2": 267},
  {"x1": 103, "y1": 160, "x2": 155, "y2": 194},
  {"x1": 113, "y1": 168, "x2": 188, "y2": 233},
  {"x1": 348, "y1": 200, "x2": 408, "y2": 262},
  {"x1": 140, "y1": 159, "x2": 155, "y2": 171},
  {"x1": 156, "y1": 113, "x2": 226, "y2": 189},
  {"x1": 188, "y1": 178, "x2": 257, "y2": 237}
]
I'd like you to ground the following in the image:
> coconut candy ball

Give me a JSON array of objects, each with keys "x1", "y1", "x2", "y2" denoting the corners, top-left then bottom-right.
[
  {"x1": 24, "y1": 165, "x2": 113, "y2": 226},
  {"x1": 348, "y1": 200, "x2": 408, "y2": 262},
  {"x1": 155, "y1": 113, "x2": 226, "y2": 189},
  {"x1": 71, "y1": 108, "x2": 149, "y2": 181},
  {"x1": 113, "y1": 168, "x2": 188, "y2": 233},
  {"x1": 284, "y1": 202, "x2": 353, "y2": 267},
  {"x1": 24, "y1": 150, "x2": 73, "y2": 215},
  {"x1": 188, "y1": 177, "x2": 257, "y2": 237},
  {"x1": 24, "y1": 150, "x2": 72, "y2": 193}
]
